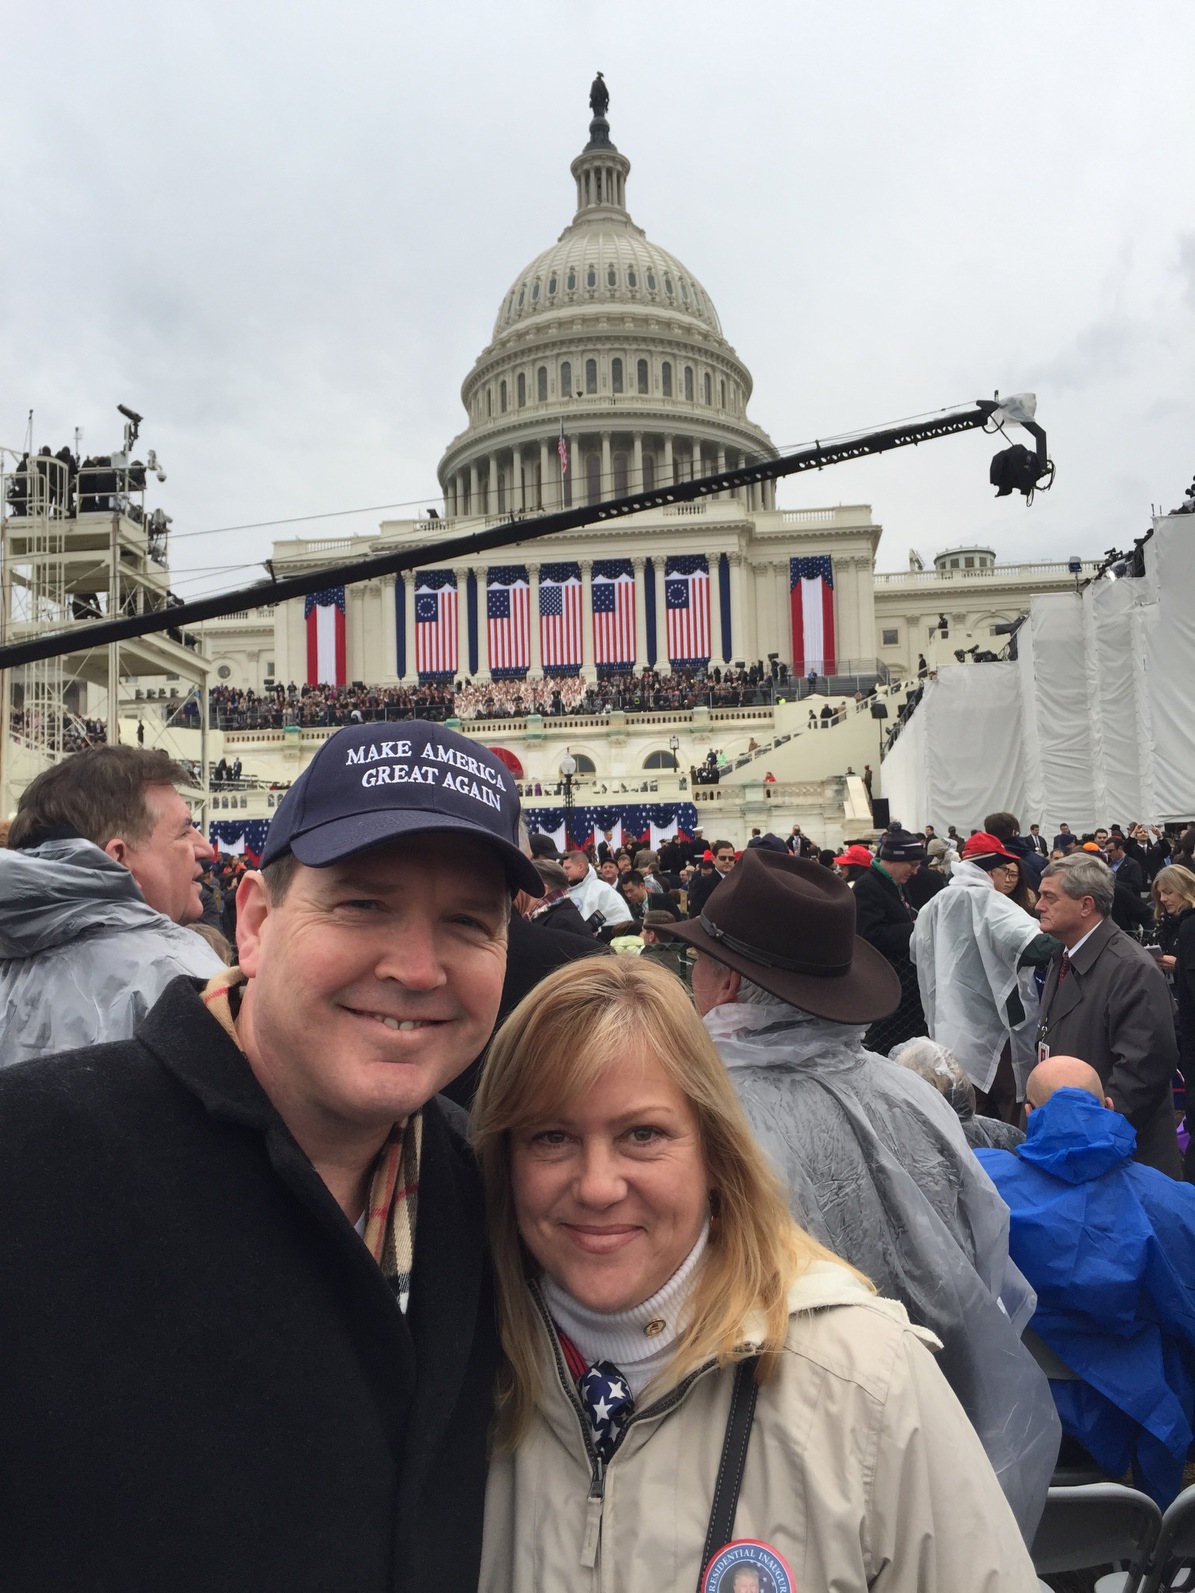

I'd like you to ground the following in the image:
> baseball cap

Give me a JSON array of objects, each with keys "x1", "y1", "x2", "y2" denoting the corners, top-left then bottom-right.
[
  {"x1": 834, "y1": 844, "x2": 875, "y2": 868},
  {"x1": 961, "y1": 831, "x2": 1019, "y2": 865},
  {"x1": 260, "y1": 720, "x2": 542, "y2": 895}
]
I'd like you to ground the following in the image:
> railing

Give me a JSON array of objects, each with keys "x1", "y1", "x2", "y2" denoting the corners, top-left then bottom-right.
[{"x1": 873, "y1": 561, "x2": 1096, "y2": 585}]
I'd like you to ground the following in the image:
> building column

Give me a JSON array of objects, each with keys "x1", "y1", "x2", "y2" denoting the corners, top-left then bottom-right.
[
  {"x1": 403, "y1": 570, "x2": 417, "y2": 680},
  {"x1": 347, "y1": 582, "x2": 366, "y2": 682},
  {"x1": 469, "y1": 462, "x2": 480, "y2": 518},
  {"x1": 485, "y1": 458, "x2": 496, "y2": 518},
  {"x1": 380, "y1": 576, "x2": 398, "y2": 681},
  {"x1": 580, "y1": 558, "x2": 595, "y2": 680},
  {"x1": 728, "y1": 551, "x2": 746, "y2": 665},
  {"x1": 601, "y1": 431, "x2": 612, "y2": 501},
  {"x1": 455, "y1": 565, "x2": 471, "y2": 680},
  {"x1": 716, "y1": 444, "x2": 726, "y2": 501},
  {"x1": 711, "y1": 557, "x2": 725, "y2": 664},
  {"x1": 632, "y1": 431, "x2": 643, "y2": 493},
  {"x1": 632, "y1": 556, "x2": 648, "y2": 667},
  {"x1": 691, "y1": 438, "x2": 702, "y2": 484},
  {"x1": 514, "y1": 447, "x2": 526, "y2": 512},
  {"x1": 476, "y1": 569, "x2": 489, "y2": 679},
  {"x1": 569, "y1": 433, "x2": 581, "y2": 507},
  {"x1": 540, "y1": 439, "x2": 552, "y2": 511},
  {"x1": 654, "y1": 559, "x2": 667, "y2": 666},
  {"x1": 663, "y1": 434, "x2": 674, "y2": 487},
  {"x1": 529, "y1": 563, "x2": 542, "y2": 674}
]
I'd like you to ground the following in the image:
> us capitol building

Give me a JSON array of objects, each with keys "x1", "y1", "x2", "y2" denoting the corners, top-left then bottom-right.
[{"x1": 194, "y1": 84, "x2": 1094, "y2": 844}]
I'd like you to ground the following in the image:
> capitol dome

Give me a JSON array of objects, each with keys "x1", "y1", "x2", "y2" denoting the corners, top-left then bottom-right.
[{"x1": 437, "y1": 95, "x2": 777, "y2": 519}]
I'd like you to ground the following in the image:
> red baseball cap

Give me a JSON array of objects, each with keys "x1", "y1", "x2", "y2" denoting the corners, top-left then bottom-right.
[
  {"x1": 834, "y1": 845, "x2": 875, "y2": 868},
  {"x1": 961, "y1": 831, "x2": 1019, "y2": 863}
]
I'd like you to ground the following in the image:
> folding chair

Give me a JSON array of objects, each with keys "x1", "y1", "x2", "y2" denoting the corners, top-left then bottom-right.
[
  {"x1": 1032, "y1": 1484, "x2": 1163, "y2": 1593},
  {"x1": 1140, "y1": 1486, "x2": 1195, "y2": 1593}
]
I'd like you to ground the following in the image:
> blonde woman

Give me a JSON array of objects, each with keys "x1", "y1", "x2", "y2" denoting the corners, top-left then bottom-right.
[{"x1": 472, "y1": 958, "x2": 1037, "y2": 1592}]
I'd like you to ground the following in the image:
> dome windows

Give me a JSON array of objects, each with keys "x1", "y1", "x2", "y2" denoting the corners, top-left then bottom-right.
[
  {"x1": 566, "y1": 268, "x2": 577, "y2": 292},
  {"x1": 517, "y1": 286, "x2": 526, "y2": 309},
  {"x1": 646, "y1": 270, "x2": 657, "y2": 292},
  {"x1": 548, "y1": 274, "x2": 558, "y2": 296},
  {"x1": 664, "y1": 274, "x2": 674, "y2": 297},
  {"x1": 607, "y1": 264, "x2": 617, "y2": 289},
  {"x1": 586, "y1": 266, "x2": 597, "y2": 290},
  {"x1": 662, "y1": 361, "x2": 673, "y2": 397},
  {"x1": 720, "y1": 378, "x2": 727, "y2": 409},
  {"x1": 611, "y1": 357, "x2": 624, "y2": 394},
  {"x1": 643, "y1": 454, "x2": 656, "y2": 491},
  {"x1": 627, "y1": 267, "x2": 637, "y2": 289},
  {"x1": 703, "y1": 372, "x2": 712, "y2": 405},
  {"x1": 537, "y1": 365, "x2": 548, "y2": 402},
  {"x1": 486, "y1": 388, "x2": 493, "y2": 418},
  {"x1": 560, "y1": 359, "x2": 573, "y2": 397},
  {"x1": 613, "y1": 453, "x2": 628, "y2": 496},
  {"x1": 517, "y1": 373, "x2": 526, "y2": 408},
  {"x1": 500, "y1": 379, "x2": 508, "y2": 413},
  {"x1": 585, "y1": 358, "x2": 597, "y2": 394},
  {"x1": 684, "y1": 366, "x2": 694, "y2": 401},
  {"x1": 531, "y1": 280, "x2": 540, "y2": 302},
  {"x1": 637, "y1": 358, "x2": 649, "y2": 394},
  {"x1": 680, "y1": 279, "x2": 690, "y2": 302}
]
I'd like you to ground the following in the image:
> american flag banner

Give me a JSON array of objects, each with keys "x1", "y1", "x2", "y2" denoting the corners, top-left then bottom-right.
[
  {"x1": 592, "y1": 558, "x2": 636, "y2": 671},
  {"x1": 539, "y1": 561, "x2": 583, "y2": 673},
  {"x1": 557, "y1": 425, "x2": 568, "y2": 476},
  {"x1": 487, "y1": 565, "x2": 530, "y2": 678},
  {"x1": 665, "y1": 555, "x2": 711, "y2": 666},
  {"x1": 304, "y1": 587, "x2": 346, "y2": 686},
  {"x1": 415, "y1": 570, "x2": 457, "y2": 679},
  {"x1": 790, "y1": 555, "x2": 836, "y2": 675},
  {"x1": 209, "y1": 819, "x2": 271, "y2": 864}
]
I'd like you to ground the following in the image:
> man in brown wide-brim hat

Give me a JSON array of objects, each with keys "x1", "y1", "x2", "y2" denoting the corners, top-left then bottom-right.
[{"x1": 663, "y1": 849, "x2": 1060, "y2": 1539}]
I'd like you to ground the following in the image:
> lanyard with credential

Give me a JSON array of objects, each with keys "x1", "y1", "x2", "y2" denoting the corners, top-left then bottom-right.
[{"x1": 696, "y1": 1356, "x2": 760, "y2": 1592}]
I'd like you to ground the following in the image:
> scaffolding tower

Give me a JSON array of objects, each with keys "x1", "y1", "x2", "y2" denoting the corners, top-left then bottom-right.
[{"x1": 0, "y1": 417, "x2": 210, "y2": 822}]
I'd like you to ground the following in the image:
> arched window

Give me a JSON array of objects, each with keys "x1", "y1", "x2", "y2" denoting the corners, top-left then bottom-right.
[
  {"x1": 560, "y1": 360, "x2": 572, "y2": 398},
  {"x1": 684, "y1": 366, "x2": 694, "y2": 401},
  {"x1": 637, "y1": 358, "x2": 649, "y2": 394},
  {"x1": 566, "y1": 269, "x2": 577, "y2": 292},
  {"x1": 571, "y1": 754, "x2": 597, "y2": 774},
  {"x1": 627, "y1": 267, "x2": 638, "y2": 289},
  {"x1": 647, "y1": 270, "x2": 657, "y2": 291},
  {"x1": 517, "y1": 373, "x2": 526, "y2": 408},
  {"x1": 680, "y1": 279, "x2": 690, "y2": 301},
  {"x1": 664, "y1": 274, "x2": 674, "y2": 296},
  {"x1": 548, "y1": 274, "x2": 558, "y2": 296},
  {"x1": 499, "y1": 379, "x2": 508, "y2": 413},
  {"x1": 613, "y1": 453, "x2": 628, "y2": 495},
  {"x1": 720, "y1": 378, "x2": 726, "y2": 409},
  {"x1": 585, "y1": 358, "x2": 597, "y2": 394},
  {"x1": 486, "y1": 388, "x2": 493, "y2": 417},
  {"x1": 497, "y1": 472, "x2": 506, "y2": 513},
  {"x1": 537, "y1": 365, "x2": 548, "y2": 402},
  {"x1": 586, "y1": 266, "x2": 597, "y2": 289},
  {"x1": 662, "y1": 362, "x2": 673, "y2": 397},
  {"x1": 586, "y1": 453, "x2": 601, "y2": 505},
  {"x1": 611, "y1": 358, "x2": 623, "y2": 394},
  {"x1": 643, "y1": 454, "x2": 656, "y2": 491},
  {"x1": 703, "y1": 372, "x2": 712, "y2": 405},
  {"x1": 531, "y1": 279, "x2": 540, "y2": 301},
  {"x1": 607, "y1": 264, "x2": 617, "y2": 288},
  {"x1": 517, "y1": 286, "x2": 525, "y2": 309},
  {"x1": 643, "y1": 749, "x2": 678, "y2": 770}
]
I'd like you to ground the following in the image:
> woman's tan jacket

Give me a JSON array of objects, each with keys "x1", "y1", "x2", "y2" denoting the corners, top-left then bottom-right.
[{"x1": 480, "y1": 1260, "x2": 1039, "y2": 1593}]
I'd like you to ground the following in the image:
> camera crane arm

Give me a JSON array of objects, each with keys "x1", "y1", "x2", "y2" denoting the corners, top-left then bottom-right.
[{"x1": 0, "y1": 396, "x2": 1043, "y2": 670}]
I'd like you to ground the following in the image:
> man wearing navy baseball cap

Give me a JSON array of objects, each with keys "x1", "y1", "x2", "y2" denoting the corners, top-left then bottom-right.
[{"x1": 0, "y1": 722, "x2": 539, "y2": 1591}]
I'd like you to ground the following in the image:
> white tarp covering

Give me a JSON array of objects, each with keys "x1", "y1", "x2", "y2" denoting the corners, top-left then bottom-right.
[{"x1": 877, "y1": 512, "x2": 1195, "y2": 832}]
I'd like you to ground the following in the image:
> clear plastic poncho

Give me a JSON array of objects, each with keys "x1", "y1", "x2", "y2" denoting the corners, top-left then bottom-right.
[{"x1": 706, "y1": 1001, "x2": 1061, "y2": 1542}]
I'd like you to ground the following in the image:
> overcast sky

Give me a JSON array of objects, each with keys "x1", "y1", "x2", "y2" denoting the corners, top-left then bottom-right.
[{"x1": 3, "y1": 0, "x2": 1192, "y2": 602}]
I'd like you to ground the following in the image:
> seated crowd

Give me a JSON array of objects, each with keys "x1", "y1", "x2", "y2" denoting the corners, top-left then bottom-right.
[{"x1": 3, "y1": 742, "x2": 1195, "y2": 1587}]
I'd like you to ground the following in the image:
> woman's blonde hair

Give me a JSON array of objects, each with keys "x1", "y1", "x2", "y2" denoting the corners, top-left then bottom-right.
[
  {"x1": 471, "y1": 955, "x2": 857, "y2": 1448},
  {"x1": 1153, "y1": 864, "x2": 1195, "y2": 918}
]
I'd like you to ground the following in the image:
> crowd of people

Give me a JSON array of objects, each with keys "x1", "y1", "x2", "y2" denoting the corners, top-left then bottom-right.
[
  {"x1": 9, "y1": 705, "x2": 107, "y2": 753},
  {"x1": 203, "y1": 680, "x2": 456, "y2": 729},
  {"x1": 5, "y1": 736, "x2": 1195, "y2": 1588}
]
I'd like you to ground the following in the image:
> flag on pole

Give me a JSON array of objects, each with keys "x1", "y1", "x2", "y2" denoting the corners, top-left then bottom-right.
[
  {"x1": 557, "y1": 425, "x2": 568, "y2": 476},
  {"x1": 415, "y1": 570, "x2": 458, "y2": 678},
  {"x1": 790, "y1": 556, "x2": 836, "y2": 675},
  {"x1": 539, "y1": 561, "x2": 583, "y2": 672},
  {"x1": 487, "y1": 566, "x2": 530, "y2": 677},
  {"x1": 592, "y1": 558, "x2": 636, "y2": 671},
  {"x1": 665, "y1": 555, "x2": 711, "y2": 666},
  {"x1": 304, "y1": 588, "x2": 347, "y2": 686}
]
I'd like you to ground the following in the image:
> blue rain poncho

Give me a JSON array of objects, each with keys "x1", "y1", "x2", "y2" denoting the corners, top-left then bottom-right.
[
  {"x1": 0, "y1": 838, "x2": 223, "y2": 1068},
  {"x1": 706, "y1": 1002, "x2": 1061, "y2": 1541},
  {"x1": 976, "y1": 1088, "x2": 1195, "y2": 1506}
]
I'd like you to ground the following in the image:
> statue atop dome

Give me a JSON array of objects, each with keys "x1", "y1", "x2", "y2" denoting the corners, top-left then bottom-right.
[
  {"x1": 588, "y1": 72, "x2": 609, "y2": 119},
  {"x1": 584, "y1": 72, "x2": 614, "y2": 151}
]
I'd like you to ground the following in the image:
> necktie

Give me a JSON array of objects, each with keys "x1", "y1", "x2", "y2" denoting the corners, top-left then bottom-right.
[
  {"x1": 1058, "y1": 950, "x2": 1071, "y2": 984},
  {"x1": 580, "y1": 1360, "x2": 634, "y2": 1463}
]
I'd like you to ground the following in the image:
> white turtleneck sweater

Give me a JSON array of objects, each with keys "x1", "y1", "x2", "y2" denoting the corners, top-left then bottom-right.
[{"x1": 541, "y1": 1226, "x2": 709, "y2": 1399}]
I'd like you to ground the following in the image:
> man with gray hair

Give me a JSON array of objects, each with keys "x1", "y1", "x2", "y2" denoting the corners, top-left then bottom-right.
[{"x1": 1036, "y1": 852, "x2": 1180, "y2": 1176}]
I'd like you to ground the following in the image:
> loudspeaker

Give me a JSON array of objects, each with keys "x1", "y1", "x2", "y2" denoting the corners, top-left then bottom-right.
[
  {"x1": 871, "y1": 798, "x2": 891, "y2": 828},
  {"x1": 869, "y1": 701, "x2": 889, "y2": 720}
]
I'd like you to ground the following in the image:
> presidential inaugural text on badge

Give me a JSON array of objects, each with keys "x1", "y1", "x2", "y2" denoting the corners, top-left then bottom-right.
[
  {"x1": 703, "y1": 1537, "x2": 794, "y2": 1593},
  {"x1": 345, "y1": 740, "x2": 505, "y2": 811}
]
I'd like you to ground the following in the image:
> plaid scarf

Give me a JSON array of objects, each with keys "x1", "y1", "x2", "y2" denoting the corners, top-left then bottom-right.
[{"x1": 200, "y1": 966, "x2": 422, "y2": 1312}]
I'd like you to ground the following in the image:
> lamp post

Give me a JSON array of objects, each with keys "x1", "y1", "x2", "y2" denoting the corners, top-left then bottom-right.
[
  {"x1": 559, "y1": 752, "x2": 577, "y2": 849},
  {"x1": 668, "y1": 734, "x2": 680, "y2": 773}
]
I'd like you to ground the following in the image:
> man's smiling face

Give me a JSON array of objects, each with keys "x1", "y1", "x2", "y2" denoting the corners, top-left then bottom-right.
[{"x1": 236, "y1": 834, "x2": 508, "y2": 1132}]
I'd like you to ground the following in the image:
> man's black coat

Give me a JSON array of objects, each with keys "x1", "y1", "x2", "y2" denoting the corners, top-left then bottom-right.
[{"x1": 0, "y1": 977, "x2": 498, "y2": 1593}]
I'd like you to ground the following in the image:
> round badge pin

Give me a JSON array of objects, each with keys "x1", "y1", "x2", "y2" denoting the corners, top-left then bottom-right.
[{"x1": 701, "y1": 1538, "x2": 795, "y2": 1593}]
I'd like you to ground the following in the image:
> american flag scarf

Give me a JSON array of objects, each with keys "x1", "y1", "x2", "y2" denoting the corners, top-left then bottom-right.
[{"x1": 200, "y1": 966, "x2": 422, "y2": 1312}]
